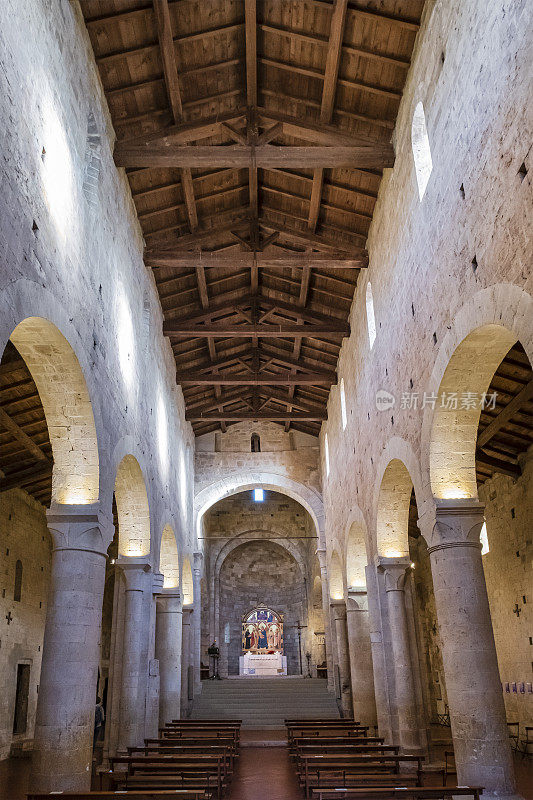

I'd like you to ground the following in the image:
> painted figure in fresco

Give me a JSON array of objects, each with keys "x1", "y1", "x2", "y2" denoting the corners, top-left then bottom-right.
[
  {"x1": 244, "y1": 625, "x2": 254, "y2": 650},
  {"x1": 268, "y1": 623, "x2": 280, "y2": 649},
  {"x1": 257, "y1": 623, "x2": 268, "y2": 649}
]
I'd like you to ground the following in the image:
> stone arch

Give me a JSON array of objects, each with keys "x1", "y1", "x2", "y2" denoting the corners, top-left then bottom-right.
[
  {"x1": 213, "y1": 531, "x2": 307, "y2": 580},
  {"x1": 114, "y1": 455, "x2": 151, "y2": 557},
  {"x1": 194, "y1": 472, "x2": 325, "y2": 548},
  {"x1": 376, "y1": 459, "x2": 416, "y2": 558},
  {"x1": 0, "y1": 280, "x2": 107, "y2": 503},
  {"x1": 329, "y1": 550, "x2": 344, "y2": 599},
  {"x1": 8, "y1": 317, "x2": 99, "y2": 505},
  {"x1": 160, "y1": 524, "x2": 179, "y2": 588},
  {"x1": 345, "y1": 506, "x2": 369, "y2": 589},
  {"x1": 422, "y1": 284, "x2": 533, "y2": 501},
  {"x1": 182, "y1": 557, "x2": 194, "y2": 604}
]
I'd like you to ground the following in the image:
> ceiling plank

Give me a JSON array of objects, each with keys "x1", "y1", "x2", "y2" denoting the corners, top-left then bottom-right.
[
  {"x1": 259, "y1": 218, "x2": 364, "y2": 252},
  {"x1": 115, "y1": 143, "x2": 395, "y2": 170},
  {"x1": 475, "y1": 450, "x2": 521, "y2": 478},
  {"x1": 477, "y1": 379, "x2": 533, "y2": 448},
  {"x1": 0, "y1": 407, "x2": 51, "y2": 464}
]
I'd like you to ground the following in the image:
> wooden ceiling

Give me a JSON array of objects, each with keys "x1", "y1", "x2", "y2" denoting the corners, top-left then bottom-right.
[{"x1": 80, "y1": 0, "x2": 425, "y2": 435}]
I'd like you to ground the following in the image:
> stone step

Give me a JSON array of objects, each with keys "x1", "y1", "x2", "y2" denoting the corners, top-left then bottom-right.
[{"x1": 190, "y1": 677, "x2": 340, "y2": 729}]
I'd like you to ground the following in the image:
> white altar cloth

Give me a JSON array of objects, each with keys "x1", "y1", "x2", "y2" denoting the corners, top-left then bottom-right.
[{"x1": 239, "y1": 652, "x2": 287, "y2": 675}]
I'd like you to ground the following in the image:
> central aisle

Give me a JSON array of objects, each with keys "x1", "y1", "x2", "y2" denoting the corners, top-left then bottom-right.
[{"x1": 228, "y1": 742, "x2": 302, "y2": 800}]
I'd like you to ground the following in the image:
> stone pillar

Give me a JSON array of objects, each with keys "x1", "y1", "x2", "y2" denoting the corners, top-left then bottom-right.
[
  {"x1": 317, "y1": 549, "x2": 334, "y2": 691},
  {"x1": 156, "y1": 589, "x2": 183, "y2": 725},
  {"x1": 181, "y1": 607, "x2": 193, "y2": 717},
  {"x1": 426, "y1": 499, "x2": 518, "y2": 797},
  {"x1": 379, "y1": 557, "x2": 421, "y2": 752},
  {"x1": 330, "y1": 600, "x2": 353, "y2": 717},
  {"x1": 117, "y1": 560, "x2": 151, "y2": 751},
  {"x1": 365, "y1": 565, "x2": 392, "y2": 742},
  {"x1": 346, "y1": 588, "x2": 377, "y2": 727},
  {"x1": 29, "y1": 505, "x2": 113, "y2": 793},
  {"x1": 192, "y1": 551, "x2": 203, "y2": 695}
]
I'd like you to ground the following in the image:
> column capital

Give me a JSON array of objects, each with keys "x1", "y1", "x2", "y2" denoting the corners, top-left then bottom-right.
[
  {"x1": 316, "y1": 548, "x2": 327, "y2": 571},
  {"x1": 152, "y1": 571, "x2": 165, "y2": 595},
  {"x1": 347, "y1": 586, "x2": 368, "y2": 611},
  {"x1": 46, "y1": 503, "x2": 114, "y2": 556},
  {"x1": 330, "y1": 598, "x2": 347, "y2": 620},
  {"x1": 427, "y1": 498, "x2": 485, "y2": 554},
  {"x1": 377, "y1": 556, "x2": 412, "y2": 592},
  {"x1": 116, "y1": 558, "x2": 152, "y2": 591},
  {"x1": 157, "y1": 588, "x2": 182, "y2": 613}
]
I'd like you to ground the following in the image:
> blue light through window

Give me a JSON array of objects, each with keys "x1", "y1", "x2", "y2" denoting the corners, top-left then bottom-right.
[{"x1": 253, "y1": 488, "x2": 265, "y2": 502}]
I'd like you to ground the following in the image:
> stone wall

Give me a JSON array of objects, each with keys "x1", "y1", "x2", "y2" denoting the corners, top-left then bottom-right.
[
  {"x1": 479, "y1": 452, "x2": 533, "y2": 727},
  {"x1": 218, "y1": 540, "x2": 305, "y2": 675},
  {"x1": 0, "y1": 490, "x2": 51, "y2": 759}
]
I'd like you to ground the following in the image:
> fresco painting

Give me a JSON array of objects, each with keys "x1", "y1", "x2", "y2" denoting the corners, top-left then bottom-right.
[{"x1": 242, "y1": 606, "x2": 283, "y2": 653}]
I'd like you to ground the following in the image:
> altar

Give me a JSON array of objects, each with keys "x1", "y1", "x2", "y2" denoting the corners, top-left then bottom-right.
[{"x1": 239, "y1": 651, "x2": 287, "y2": 676}]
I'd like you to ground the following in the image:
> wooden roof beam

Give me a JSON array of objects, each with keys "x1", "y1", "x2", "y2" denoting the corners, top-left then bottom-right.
[
  {"x1": 0, "y1": 407, "x2": 51, "y2": 464},
  {"x1": 256, "y1": 108, "x2": 388, "y2": 148},
  {"x1": 186, "y1": 410, "x2": 327, "y2": 422},
  {"x1": 114, "y1": 143, "x2": 395, "y2": 170},
  {"x1": 475, "y1": 450, "x2": 521, "y2": 479},
  {"x1": 477, "y1": 379, "x2": 533, "y2": 448},
  {"x1": 259, "y1": 218, "x2": 364, "y2": 253},
  {"x1": 163, "y1": 321, "x2": 349, "y2": 338},
  {"x1": 146, "y1": 250, "x2": 367, "y2": 269},
  {"x1": 153, "y1": 0, "x2": 197, "y2": 232},
  {"x1": 176, "y1": 371, "x2": 336, "y2": 386},
  {"x1": 309, "y1": 0, "x2": 349, "y2": 232}
]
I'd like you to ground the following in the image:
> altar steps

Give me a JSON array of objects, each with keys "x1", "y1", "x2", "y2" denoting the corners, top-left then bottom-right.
[{"x1": 190, "y1": 677, "x2": 339, "y2": 729}]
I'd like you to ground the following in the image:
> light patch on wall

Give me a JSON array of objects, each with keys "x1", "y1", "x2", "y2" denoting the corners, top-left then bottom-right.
[
  {"x1": 412, "y1": 101, "x2": 433, "y2": 200},
  {"x1": 117, "y1": 287, "x2": 136, "y2": 395},
  {"x1": 340, "y1": 378, "x2": 347, "y2": 431},
  {"x1": 324, "y1": 433, "x2": 330, "y2": 477},
  {"x1": 480, "y1": 521, "x2": 489, "y2": 555},
  {"x1": 253, "y1": 488, "x2": 265, "y2": 502},
  {"x1": 366, "y1": 282, "x2": 376, "y2": 349},
  {"x1": 157, "y1": 391, "x2": 168, "y2": 480},
  {"x1": 180, "y1": 447, "x2": 188, "y2": 520},
  {"x1": 41, "y1": 97, "x2": 75, "y2": 242}
]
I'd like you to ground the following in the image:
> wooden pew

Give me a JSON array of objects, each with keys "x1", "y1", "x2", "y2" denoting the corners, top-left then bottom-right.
[
  {"x1": 295, "y1": 743, "x2": 400, "y2": 766},
  {"x1": 28, "y1": 793, "x2": 211, "y2": 800},
  {"x1": 160, "y1": 725, "x2": 240, "y2": 745},
  {"x1": 128, "y1": 743, "x2": 235, "y2": 772},
  {"x1": 107, "y1": 753, "x2": 227, "y2": 798},
  {"x1": 173, "y1": 719, "x2": 242, "y2": 724},
  {"x1": 289, "y1": 735, "x2": 385, "y2": 758},
  {"x1": 287, "y1": 722, "x2": 369, "y2": 744},
  {"x1": 309, "y1": 787, "x2": 484, "y2": 800},
  {"x1": 298, "y1": 753, "x2": 425, "y2": 799}
]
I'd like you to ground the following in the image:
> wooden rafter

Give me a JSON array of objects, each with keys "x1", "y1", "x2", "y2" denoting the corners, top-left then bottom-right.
[
  {"x1": 186, "y1": 410, "x2": 327, "y2": 422},
  {"x1": 478, "y1": 379, "x2": 533, "y2": 449},
  {"x1": 163, "y1": 321, "x2": 349, "y2": 338},
  {"x1": 0, "y1": 407, "x2": 50, "y2": 464},
  {"x1": 146, "y1": 250, "x2": 367, "y2": 269},
  {"x1": 175, "y1": 371, "x2": 336, "y2": 385}
]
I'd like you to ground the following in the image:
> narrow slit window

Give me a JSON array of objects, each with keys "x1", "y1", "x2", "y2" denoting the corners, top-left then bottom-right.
[
  {"x1": 251, "y1": 432, "x2": 261, "y2": 452},
  {"x1": 366, "y1": 282, "x2": 376, "y2": 349},
  {"x1": 412, "y1": 101, "x2": 433, "y2": 200},
  {"x1": 480, "y1": 521, "x2": 489, "y2": 555},
  {"x1": 340, "y1": 378, "x2": 347, "y2": 430},
  {"x1": 14, "y1": 560, "x2": 22, "y2": 602},
  {"x1": 324, "y1": 433, "x2": 330, "y2": 477}
]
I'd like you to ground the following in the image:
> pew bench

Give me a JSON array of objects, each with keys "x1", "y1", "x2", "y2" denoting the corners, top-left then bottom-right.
[
  {"x1": 27, "y1": 792, "x2": 211, "y2": 800},
  {"x1": 309, "y1": 787, "x2": 484, "y2": 800},
  {"x1": 298, "y1": 754, "x2": 425, "y2": 799},
  {"x1": 106, "y1": 754, "x2": 228, "y2": 798}
]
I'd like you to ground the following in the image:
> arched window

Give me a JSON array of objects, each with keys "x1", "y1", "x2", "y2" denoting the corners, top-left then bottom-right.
[
  {"x1": 324, "y1": 433, "x2": 330, "y2": 477},
  {"x1": 412, "y1": 101, "x2": 433, "y2": 200},
  {"x1": 480, "y1": 521, "x2": 489, "y2": 555},
  {"x1": 366, "y1": 282, "x2": 376, "y2": 349},
  {"x1": 14, "y1": 560, "x2": 22, "y2": 602},
  {"x1": 340, "y1": 378, "x2": 347, "y2": 430},
  {"x1": 251, "y1": 432, "x2": 261, "y2": 452}
]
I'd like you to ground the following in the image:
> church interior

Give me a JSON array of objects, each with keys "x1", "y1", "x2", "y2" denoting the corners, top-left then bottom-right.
[{"x1": 0, "y1": 0, "x2": 531, "y2": 798}]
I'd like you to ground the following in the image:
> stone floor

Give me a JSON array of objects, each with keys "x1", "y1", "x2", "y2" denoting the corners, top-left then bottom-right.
[{"x1": 1, "y1": 745, "x2": 532, "y2": 800}]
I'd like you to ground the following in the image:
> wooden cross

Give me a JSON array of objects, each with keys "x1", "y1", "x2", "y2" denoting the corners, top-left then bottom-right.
[{"x1": 5, "y1": 611, "x2": 13, "y2": 625}]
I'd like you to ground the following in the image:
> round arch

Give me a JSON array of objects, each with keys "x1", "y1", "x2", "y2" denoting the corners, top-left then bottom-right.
[
  {"x1": 376, "y1": 459, "x2": 416, "y2": 558},
  {"x1": 114, "y1": 455, "x2": 151, "y2": 557},
  {"x1": 182, "y1": 557, "x2": 194, "y2": 605},
  {"x1": 0, "y1": 279, "x2": 104, "y2": 504},
  {"x1": 213, "y1": 531, "x2": 307, "y2": 580},
  {"x1": 329, "y1": 550, "x2": 344, "y2": 600},
  {"x1": 160, "y1": 524, "x2": 179, "y2": 588},
  {"x1": 421, "y1": 284, "x2": 533, "y2": 501},
  {"x1": 345, "y1": 506, "x2": 369, "y2": 589},
  {"x1": 194, "y1": 473, "x2": 325, "y2": 548}
]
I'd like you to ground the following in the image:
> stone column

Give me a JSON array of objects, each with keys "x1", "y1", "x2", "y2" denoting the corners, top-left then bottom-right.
[
  {"x1": 192, "y1": 551, "x2": 203, "y2": 695},
  {"x1": 379, "y1": 557, "x2": 421, "y2": 752},
  {"x1": 181, "y1": 607, "x2": 193, "y2": 717},
  {"x1": 346, "y1": 588, "x2": 377, "y2": 727},
  {"x1": 117, "y1": 560, "x2": 151, "y2": 751},
  {"x1": 317, "y1": 549, "x2": 334, "y2": 691},
  {"x1": 426, "y1": 499, "x2": 518, "y2": 796},
  {"x1": 30, "y1": 505, "x2": 113, "y2": 793},
  {"x1": 156, "y1": 589, "x2": 183, "y2": 725},
  {"x1": 330, "y1": 600, "x2": 353, "y2": 717}
]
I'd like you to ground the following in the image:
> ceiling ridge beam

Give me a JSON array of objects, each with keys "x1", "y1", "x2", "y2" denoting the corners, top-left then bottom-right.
[{"x1": 163, "y1": 321, "x2": 350, "y2": 338}]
